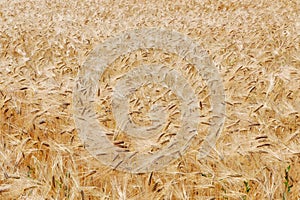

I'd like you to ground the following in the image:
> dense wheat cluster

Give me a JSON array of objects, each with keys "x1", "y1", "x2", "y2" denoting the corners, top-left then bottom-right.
[{"x1": 0, "y1": 0, "x2": 299, "y2": 199}]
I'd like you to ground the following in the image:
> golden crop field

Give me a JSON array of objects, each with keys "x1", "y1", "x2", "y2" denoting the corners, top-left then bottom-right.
[{"x1": 0, "y1": 0, "x2": 299, "y2": 199}]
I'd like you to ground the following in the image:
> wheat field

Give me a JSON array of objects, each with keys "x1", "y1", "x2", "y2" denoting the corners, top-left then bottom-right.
[{"x1": 0, "y1": 0, "x2": 299, "y2": 199}]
